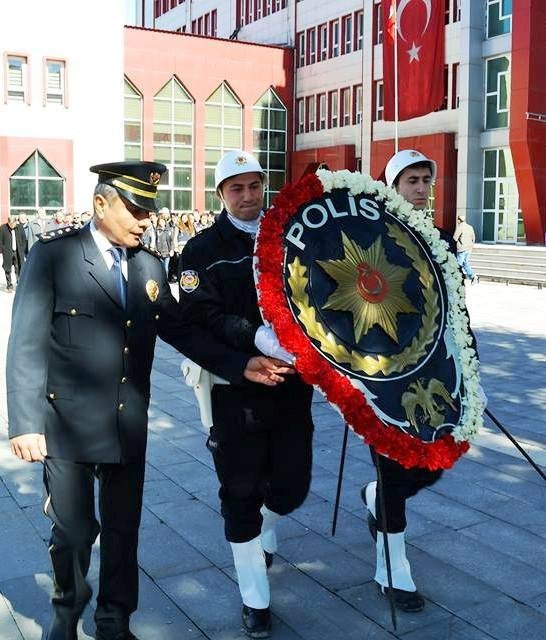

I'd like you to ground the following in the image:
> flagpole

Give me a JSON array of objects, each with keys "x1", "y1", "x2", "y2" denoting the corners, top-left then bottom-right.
[{"x1": 394, "y1": 0, "x2": 399, "y2": 153}]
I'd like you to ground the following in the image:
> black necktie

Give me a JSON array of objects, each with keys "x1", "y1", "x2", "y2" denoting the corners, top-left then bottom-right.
[{"x1": 108, "y1": 247, "x2": 126, "y2": 308}]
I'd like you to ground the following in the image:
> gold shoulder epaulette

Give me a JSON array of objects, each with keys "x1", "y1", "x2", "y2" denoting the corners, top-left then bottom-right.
[{"x1": 39, "y1": 225, "x2": 79, "y2": 243}]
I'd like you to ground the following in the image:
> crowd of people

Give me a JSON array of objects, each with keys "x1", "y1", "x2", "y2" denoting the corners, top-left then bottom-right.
[{"x1": 0, "y1": 206, "x2": 216, "y2": 291}]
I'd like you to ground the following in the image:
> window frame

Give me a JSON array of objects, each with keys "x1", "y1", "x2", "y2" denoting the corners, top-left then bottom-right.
[{"x1": 5, "y1": 53, "x2": 29, "y2": 104}]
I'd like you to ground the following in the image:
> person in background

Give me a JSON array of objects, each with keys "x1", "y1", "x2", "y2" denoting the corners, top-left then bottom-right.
[
  {"x1": 81, "y1": 211, "x2": 92, "y2": 226},
  {"x1": 140, "y1": 211, "x2": 157, "y2": 249},
  {"x1": 29, "y1": 208, "x2": 51, "y2": 249},
  {"x1": 0, "y1": 216, "x2": 26, "y2": 291},
  {"x1": 18, "y1": 213, "x2": 30, "y2": 256},
  {"x1": 52, "y1": 210, "x2": 66, "y2": 228},
  {"x1": 156, "y1": 214, "x2": 173, "y2": 275},
  {"x1": 453, "y1": 214, "x2": 477, "y2": 283}
]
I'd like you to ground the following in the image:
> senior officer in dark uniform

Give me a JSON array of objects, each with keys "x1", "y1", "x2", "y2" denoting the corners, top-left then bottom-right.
[
  {"x1": 178, "y1": 150, "x2": 314, "y2": 639},
  {"x1": 6, "y1": 160, "x2": 288, "y2": 640}
]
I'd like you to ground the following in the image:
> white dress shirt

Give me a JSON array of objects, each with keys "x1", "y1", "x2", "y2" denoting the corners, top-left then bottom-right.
[{"x1": 90, "y1": 219, "x2": 128, "y2": 280}]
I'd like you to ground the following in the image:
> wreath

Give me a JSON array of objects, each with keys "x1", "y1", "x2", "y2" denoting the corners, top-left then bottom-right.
[{"x1": 255, "y1": 170, "x2": 483, "y2": 470}]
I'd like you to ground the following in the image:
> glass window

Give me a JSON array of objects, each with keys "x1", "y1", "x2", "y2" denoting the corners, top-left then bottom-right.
[
  {"x1": 318, "y1": 94, "x2": 327, "y2": 130},
  {"x1": 340, "y1": 88, "x2": 351, "y2": 126},
  {"x1": 482, "y1": 148, "x2": 522, "y2": 243},
  {"x1": 329, "y1": 91, "x2": 338, "y2": 128},
  {"x1": 308, "y1": 27, "x2": 316, "y2": 65},
  {"x1": 7, "y1": 55, "x2": 27, "y2": 102},
  {"x1": 354, "y1": 85, "x2": 363, "y2": 125},
  {"x1": 374, "y1": 3, "x2": 383, "y2": 45},
  {"x1": 330, "y1": 20, "x2": 339, "y2": 57},
  {"x1": 374, "y1": 81, "x2": 384, "y2": 121},
  {"x1": 46, "y1": 60, "x2": 65, "y2": 105},
  {"x1": 355, "y1": 10, "x2": 363, "y2": 51},
  {"x1": 307, "y1": 96, "x2": 315, "y2": 132},
  {"x1": 297, "y1": 98, "x2": 304, "y2": 134},
  {"x1": 10, "y1": 151, "x2": 64, "y2": 216},
  {"x1": 124, "y1": 78, "x2": 142, "y2": 160},
  {"x1": 297, "y1": 31, "x2": 305, "y2": 67},
  {"x1": 342, "y1": 15, "x2": 352, "y2": 54},
  {"x1": 485, "y1": 56, "x2": 510, "y2": 129},
  {"x1": 487, "y1": 0, "x2": 512, "y2": 38},
  {"x1": 153, "y1": 77, "x2": 194, "y2": 212},
  {"x1": 319, "y1": 24, "x2": 328, "y2": 61},
  {"x1": 253, "y1": 88, "x2": 287, "y2": 208},
  {"x1": 205, "y1": 82, "x2": 243, "y2": 211}
]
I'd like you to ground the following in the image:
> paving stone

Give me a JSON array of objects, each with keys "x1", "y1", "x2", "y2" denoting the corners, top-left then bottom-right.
[
  {"x1": 144, "y1": 478, "x2": 194, "y2": 505},
  {"x1": 0, "y1": 510, "x2": 50, "y2": 581},
  {"x1": 148, "y1": 498, "x2": 232, "y2": 567},
  {"x1": 339, "y1": 580, "x2": 449, "y2": 637},
  {"x1": 146, "y1": 435, "x2": 195, "y2": 467},
  {"x1": 279, "y1": 529, "x2": 374, "y2": 591},
  {"x1": 457, "y1": 595, "x2": 546, "y2": 640},
  {"x1": 460, "y1": 518, "x2": 546, "y2": 568},
  {"x1": 171, "y1": 432, "x2": 216, "y2": 468},
  {"x1": 407, "y1": 488, "x2": 492, "y2": 530},
  {"x1": 0, "y1": 593, "x2": 23, "y2": 640},
  {"x1": 411, "y1": 529, "x2": 546, "y2": 600},
  {"x1": 0, "y1": 462, "x2": 43, "y2": 508},
  {"x1": 0, "y1": 573, "x2": 94, "y2": 640},
  {"x1": 401, "y1": 617, "x2": 495, "y2": 640},
  {"x1": 158, "y1": 567, "x2": 303, "y2": 640},
  {"x1": 139, "y1": 522, "x2": 212, "y2": 579},
  {"x1": 130, "y1": 570, "x2": 208, "y2": 639},
  {"x1": 266, "y1": 560, "x2": 395, "y2": 640}
]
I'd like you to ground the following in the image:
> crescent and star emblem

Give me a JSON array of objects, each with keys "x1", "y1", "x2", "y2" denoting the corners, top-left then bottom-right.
[{"x1": 390, "y1": 0, "x2": 432, "y2": 63}]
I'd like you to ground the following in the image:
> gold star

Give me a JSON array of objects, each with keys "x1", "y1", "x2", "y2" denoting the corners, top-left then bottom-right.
[{"x1": 317, "y1": 233, "x2": 418, "y2": 344}]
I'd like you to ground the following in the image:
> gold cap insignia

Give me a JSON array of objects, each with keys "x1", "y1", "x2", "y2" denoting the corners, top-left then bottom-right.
[
  {"x1": 234, "y1": 155, "x2": 248, "y2": 166},
  {"x1": 409, "y1": 151, "x2": 419, "y2": 157},
  {"x1": 146, "y1": 279, "x2": 159, "y2": 302},
  {"x1": 149, "y1": 172, "x2": 161, "y2": 185}
]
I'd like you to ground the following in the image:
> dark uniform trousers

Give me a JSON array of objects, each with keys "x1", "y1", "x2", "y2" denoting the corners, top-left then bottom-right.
[
  {"x1": 208, "y1": 383, "x2": 314, "y2": 543},
  {"x1": 43, "y1": 457, "x2": 145, "y2": 635},
  {"x1": 370, "y1": 447, "x2": 442, "y2": 533}
]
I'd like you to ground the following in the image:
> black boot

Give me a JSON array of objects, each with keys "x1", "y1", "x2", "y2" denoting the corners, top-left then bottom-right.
[{"x1": 241, "y1": 605, "x2": 271, "y2": 639}]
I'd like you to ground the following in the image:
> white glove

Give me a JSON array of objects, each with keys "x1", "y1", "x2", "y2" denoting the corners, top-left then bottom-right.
[
  {"x1": 254, "y1": 325, "x2": 295, "y2": 364},
  {"x1": 477, "y1": 384, "x2": 488, "y2": 409}
]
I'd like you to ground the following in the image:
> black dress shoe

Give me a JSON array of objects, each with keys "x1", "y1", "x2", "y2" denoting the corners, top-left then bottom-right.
[
  {"x1": 45, "y1": 609, "x2": 78, "y2": 640},
  {"x1": 241, "y1": 605, "x2": 271, "y2": 638},
  {"x1": 378, "y1": 584, "x2": 425, "y2": 612},
  {"x1": 360, "y1": 485, "x2": 378, "y2": 541},
  {"x1": 264, "y1": 551, "x2": 274, "y2": 569},
  {"x1": 95, "y1": 632, "x2": 138, "y2": 640}
]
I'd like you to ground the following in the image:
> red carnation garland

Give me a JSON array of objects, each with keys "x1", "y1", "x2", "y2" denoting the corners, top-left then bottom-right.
[{"x1": 255, "y1": 174, "x2": 469, "y2": 470}]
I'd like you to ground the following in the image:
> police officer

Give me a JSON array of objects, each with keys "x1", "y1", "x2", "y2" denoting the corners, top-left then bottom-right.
[
  {"x1": 361, "y1": 150, "x2": 444, "y2": 613},
  {"x1": 178, "y1": 150, "x2": 314, "y2": 638},
  {"x1": 6, "y1": 160, "x2": 282, "y2": 640}
]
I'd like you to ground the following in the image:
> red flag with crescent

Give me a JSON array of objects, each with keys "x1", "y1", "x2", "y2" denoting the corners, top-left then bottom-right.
[{"x1": 382, "y1": 0, "x2": 445, "y2": 121}]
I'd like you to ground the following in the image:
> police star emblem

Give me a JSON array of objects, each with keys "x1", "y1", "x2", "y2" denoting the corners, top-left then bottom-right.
[
  {"x1": 149, "y1": 172, "x2": 161, "y2": 185},
  {"x1": 146, "y1": 279, "x2": 159, "y2": 302},
  {"x1": 235, "y1": 155, "x2": 247, "y2": 166}
]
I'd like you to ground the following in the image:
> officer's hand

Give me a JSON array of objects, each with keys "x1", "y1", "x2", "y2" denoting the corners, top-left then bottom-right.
[
  {"x1": 10, "y1": 434, "x2": 47, "y2": 463},
  {"x1": 244, "y1": 356, "x2": 295, "y2": 386}
]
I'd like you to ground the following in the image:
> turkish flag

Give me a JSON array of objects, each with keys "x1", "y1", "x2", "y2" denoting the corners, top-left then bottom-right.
[{"x1": 382, "y1": 0, "x2": 445, "y2": 121}]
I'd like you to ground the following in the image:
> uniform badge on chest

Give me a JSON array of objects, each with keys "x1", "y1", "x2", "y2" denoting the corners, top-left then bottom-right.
[{"x1": 146, "y1": 279, "x2": 159, "y2": 302}]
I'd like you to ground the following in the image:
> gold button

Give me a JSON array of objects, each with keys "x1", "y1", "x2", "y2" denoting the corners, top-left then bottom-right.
[
  {"x1": 123, "y1": 347, "x2": 129, "y2": 354},
  {"x1": 121, "y1": 377, "x2": 127, "y2": 384},
  {"x1": 126, "y1": 320, "x2": 132, "y2": 328},
  {"x1": 48, "y1": 392, "x2": 56, "y2": 400},
  {"x1": 69, "y1": 308, "x2": 77, "y2": 316},
  {"x1": 118, "y1": 403, "x2": 124, "y2": 411},
  {"x1": 154, "y1": 314, "x2": 160, "y2": 320}
]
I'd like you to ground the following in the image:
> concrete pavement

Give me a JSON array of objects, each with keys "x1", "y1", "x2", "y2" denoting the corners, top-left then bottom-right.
[{"x1": 0, "y1": 279, "x2": 545, "y2": 640}]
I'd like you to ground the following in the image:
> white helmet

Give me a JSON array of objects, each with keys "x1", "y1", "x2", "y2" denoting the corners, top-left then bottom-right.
[
  {"x1": 214, "y1": 149, "x2": 266, "y2": 192},
  {"x1": 384, "y1": 149, "x2": 437, "y2": 187}
]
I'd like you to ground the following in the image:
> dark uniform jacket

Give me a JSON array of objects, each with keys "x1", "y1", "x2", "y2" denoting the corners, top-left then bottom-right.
[
  {"x1": 6, "y1": 225, "x2": 250, "y2": 463},
  {"x1": 178, "y1": 210, "x2": 312, "y2": 420}
]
